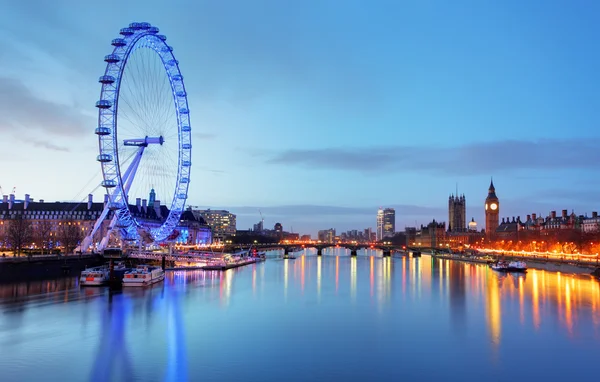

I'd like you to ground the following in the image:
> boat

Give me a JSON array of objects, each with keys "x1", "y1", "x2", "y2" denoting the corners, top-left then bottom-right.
[
  {"x1": 80, "y1": 266, "x2": 109, "y2": 286},
  {"x1": 491, "y1": 260, "x2": 527, "y2": 273},
  {"x1": 122, "y1": 265, "x2": 165, "y2": 287}
]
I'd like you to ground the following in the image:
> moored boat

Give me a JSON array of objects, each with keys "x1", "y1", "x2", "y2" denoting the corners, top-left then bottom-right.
[
  {"x1": 80, "y1": 266, "x2": 109, "y2": 286},
  {"x1": 122, "y1": 265, "x2": 165, "y2": 287},
  {"x1": 491, "y1": 260, "x2": 527, "y2": 273}
]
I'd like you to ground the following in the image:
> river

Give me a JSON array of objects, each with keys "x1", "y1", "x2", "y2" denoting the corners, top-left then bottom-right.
[{"x1": 1, "y1": 250, "x2": 599, "y2": 381}]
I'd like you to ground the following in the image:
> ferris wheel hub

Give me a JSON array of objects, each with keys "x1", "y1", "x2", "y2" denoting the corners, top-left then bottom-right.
[{"x1": 123, "y1": 136, "x2": 164, "y2": 147}]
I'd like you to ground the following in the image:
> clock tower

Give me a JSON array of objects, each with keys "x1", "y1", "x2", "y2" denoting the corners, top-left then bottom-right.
[{"x1": 485, "y1": 179, "x2": 499, "y2": 236}]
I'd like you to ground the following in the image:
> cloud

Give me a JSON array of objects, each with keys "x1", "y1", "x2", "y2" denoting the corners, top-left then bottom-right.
[
  {"x1": 29, "y1": 138, "x2": 69, "y2": 152},
  {"x1": 0, "y1": 77, "x2": 90, "y2": 136},
  {"x1": 266, "y1": 138, "x2": 600, "y2": 175}
]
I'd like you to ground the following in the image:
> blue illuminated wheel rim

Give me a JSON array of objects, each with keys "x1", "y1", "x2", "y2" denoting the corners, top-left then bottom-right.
[{"x1": 95, "y1": 22, "x2": 192, "y2": 243}]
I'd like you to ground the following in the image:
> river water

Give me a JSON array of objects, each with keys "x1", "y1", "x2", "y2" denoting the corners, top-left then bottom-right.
[{"x1": 1, "y1": 250, "x2": 599, "y2": 381}]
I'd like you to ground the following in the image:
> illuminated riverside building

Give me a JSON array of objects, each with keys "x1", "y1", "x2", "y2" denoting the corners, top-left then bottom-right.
[
  {"x1": 383, "y1": 208, "x2": 395, "y2": 238},
  {"x1": 376, "y1": 207, "x2": 395, "y2": 241},
  {"x1": 485, "y1": 179, "x2": 500, "y2": 237},
  {"x1": 318, "y1": 228, "x2": 336, "y2": 243},
  {"x1": 0, "y1": 193, "x2": 211, "y2": 251},
  {"x1": 448, "y1": 193, "x2": 466, "y2": 232},
  {"x1": 191, "y1": 209, "x2": 236, "y2": 242},
  {"x1": 376, "y1": 208, "x2": 384, "y2": 241}
]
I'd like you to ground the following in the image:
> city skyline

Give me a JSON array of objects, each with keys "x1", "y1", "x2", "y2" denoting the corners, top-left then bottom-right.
[{"x1": 1, "y1": 1, "x2": 599, "y2": 235}]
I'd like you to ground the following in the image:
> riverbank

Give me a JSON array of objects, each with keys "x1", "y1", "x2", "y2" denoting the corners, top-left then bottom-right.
[
  {"x1": 0, "y1": 255, "x2": 105, "y2": 283},
  {"x1": 428, "y1": 252, "x2": 599, "y2": 276},
  {"x1": 203, "y1": 257, "x2": 265, "y2": 271}
]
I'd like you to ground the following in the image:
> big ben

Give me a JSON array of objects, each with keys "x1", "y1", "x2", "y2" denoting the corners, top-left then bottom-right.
[{"x1": 485, "y1": 179, "x2": 499, "y2": 236}]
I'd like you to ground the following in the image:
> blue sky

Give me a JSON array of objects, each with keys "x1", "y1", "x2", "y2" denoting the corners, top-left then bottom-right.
[{"x1": 0, "y1": 0, "x2": 599, "y2": 236}]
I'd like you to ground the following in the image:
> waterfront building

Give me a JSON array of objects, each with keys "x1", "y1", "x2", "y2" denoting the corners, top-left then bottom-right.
[
  {"x1": 300, "y1": 234, "x2": 311, "y2": 241},
  {"x1": 582, "y1": 212, "x2": 600, "y2": 232},
  {"x1": 376, "y1": 208, "x2": 384, "y2": 241},
  {"x1": 448, "y1": 194, "x2": 466, "y2": 232},
  {"x1": 383, "y1": 208, "x2": 395, "y2": 238},
  {"x1": 191, "y1": 209, "x2": 236, "y2": 242},
  {"x1": 414, "y1": 220, "x2": 446, "y2": 247},
  {"x1": 252, "y1": 220, "x2": 264, "y2": 233},
  {"x1": 485, "y1": 180, "x2": 500, "y2": 237},
  {"x1": 0, "y1": 193, "x2": 211, "y2": 252},
  {"x1": 318, "y1": 228, "x2": 336, "y2": 243}
]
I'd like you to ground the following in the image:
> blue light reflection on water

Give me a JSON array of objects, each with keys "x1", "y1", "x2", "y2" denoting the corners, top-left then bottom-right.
[{"x1": 0, "y1": 253, "x2": 599, "y2": 382}]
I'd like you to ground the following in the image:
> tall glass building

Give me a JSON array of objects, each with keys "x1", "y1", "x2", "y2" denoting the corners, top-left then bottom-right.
[{"x1": 377, "y1": 208, "x2": 395, "y2": 241}]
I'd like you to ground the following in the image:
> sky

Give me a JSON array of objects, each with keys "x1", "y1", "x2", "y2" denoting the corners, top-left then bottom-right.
[{"x1": 0, "y1": 0, "x2": 599, "y2": 236}]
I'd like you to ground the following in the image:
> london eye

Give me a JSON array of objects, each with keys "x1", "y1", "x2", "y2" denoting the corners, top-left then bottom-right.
[{"x1": 82, "y1": 22, "x2": 192, "y2": 251}]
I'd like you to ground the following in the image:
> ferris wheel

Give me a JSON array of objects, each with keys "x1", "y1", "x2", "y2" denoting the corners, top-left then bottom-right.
[{"x1": 82, "y1": 22, "x2": 192, "y2": 251}]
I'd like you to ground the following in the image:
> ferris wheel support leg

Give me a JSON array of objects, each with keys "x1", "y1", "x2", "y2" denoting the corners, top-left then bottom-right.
[
  {"x1": 80, "y1": 148, "x2": 145, "y2": 253},
  {"x1": 98, "y1": 214, "x2": 119, "y2": 252},
  {"x1": 121, "y1": 146, "x2": 145, "y2": 196}
]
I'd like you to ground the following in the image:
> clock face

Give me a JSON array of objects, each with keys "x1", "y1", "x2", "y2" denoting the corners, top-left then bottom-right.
[
  {"x1": 485, "y1": 203, "x2": 488, "y2": 210},
  {"x1": 490, "y1": 203, "x2": 498, "y2": 211}
]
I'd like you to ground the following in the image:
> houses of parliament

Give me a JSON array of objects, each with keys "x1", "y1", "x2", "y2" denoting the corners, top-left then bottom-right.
[{"x1": 448, "y1": 193, "x2": 466, "y2": 232}]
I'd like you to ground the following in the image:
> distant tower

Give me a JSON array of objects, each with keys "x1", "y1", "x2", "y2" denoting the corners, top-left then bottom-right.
[
  {"x1": 149, "y1": 188, "x2": 156, "y2": 205},
  {"x1": 376, "y1": 208, "x2": 384, "y2": 241},
  {"x1": 448, "y1": 192, "x2": 466, "y2": 232},
  {"x1": 485, "y1": 179, "x2": 499, "y2": 236}
]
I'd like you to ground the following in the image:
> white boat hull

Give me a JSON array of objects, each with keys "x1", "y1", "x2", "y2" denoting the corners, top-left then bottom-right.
[
  {"x1": 122, "y1": 273, "x2": 165, "y2": 287},
  {"x1": 80, "y1": 278, "x2": 108, "y2": 286}
]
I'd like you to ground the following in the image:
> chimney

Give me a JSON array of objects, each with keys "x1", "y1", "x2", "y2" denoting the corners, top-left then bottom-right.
[
  {"x1": 103, "y1": 194, "x2": 109, "y2": 208},
  {"x1": 2, "y1": 195, "x2": 7, "y2": 203},
  {"x1": 136, "y1": 198, "x2": 141, "y2": 212},
  {"x1": 501, "y1": 217, "x2": 505, "y2": 224},
  {"x1": 512, "y1": 216, "x2": 515, "y2": 223},
  {"x1": 24, "y1": 194, "x2": 30, "y2": 210},
  {"x1": 532, "y1": 213, "x2": 537, "y2": 220},
  {"x1": 551, "y1": 211, "x2": 556, "y2": 219},
  {"x1": 527, "y1": 214, "x2": 531, "y2": 221},
  {"x1": 87, "y1": 194, "x2": 93, "y2": 210},
  {"x1": 593, "y1": 211, "x2": 598, "y2": 218},
  {"x1": 142, "y1": 199, "x2": 147, "y2": 213},
  {"x1": 8, "y1": 194, "x2": 14, "y2": 209},
  {"x1": 154, "y1": 200, "x2": 161, "y2": 218},
  {"x1": 562, "y1": 209, "x2": 568, "y2": 219}
]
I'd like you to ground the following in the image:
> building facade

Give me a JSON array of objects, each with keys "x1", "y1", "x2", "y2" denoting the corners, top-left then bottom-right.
[
  {"x1": 383, "y1": 208, "x2": 395, "y2": 239},
  {"x1": 376, "y1": 208, "x2": 384, "y2": 241},
  {"x1": 318, "y1": 228, "x2": 336, "y2": 243},
  {"x1": 448, "y1": 194, "x2": 466, "y2": 232},
  {"x1": 0, "y1": 193, "x2": 211, "y2": 252},
  {"x1": 191, "y1": 209, "x2": 236, "y2": 242},
  {"x1": 485, "y1": 180, "x2": 499, "y2": 236}
]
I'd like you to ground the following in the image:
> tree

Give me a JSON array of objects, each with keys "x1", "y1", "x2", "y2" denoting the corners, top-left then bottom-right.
[
  {"x1": 35, "y1": 220, "x2": 54, "y2": 255},
  {"x1": 6, "y1": 215, "x2": 33, "y2": 256},
  {"x1": 58, "y1": 219, "x2": 83, "y2": 255},
  {"x1": 0, "y1": 222, "x2": 6, "y2": 250}
]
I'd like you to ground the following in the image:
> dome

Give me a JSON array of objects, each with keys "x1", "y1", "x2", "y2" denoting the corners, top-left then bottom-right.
[
  {"x1": 468, "y1": 217, "x2": 477, "y2": 231},
  {"x1": 274, "y1": 223, "x2": 283, "y2": 232}
]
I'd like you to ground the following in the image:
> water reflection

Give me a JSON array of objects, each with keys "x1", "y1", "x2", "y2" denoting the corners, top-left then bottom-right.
[
  {"x1": 1, "y1": 256, "x2": 599, "y2": 381},
  {"x1": 350, "y1": 256, "x2": 357, "y2": 301}
]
